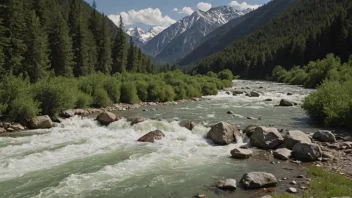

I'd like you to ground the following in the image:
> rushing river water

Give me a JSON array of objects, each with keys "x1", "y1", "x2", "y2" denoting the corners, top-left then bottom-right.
[{"x1": 0, "y1": 80, "x2": 316, "y2": 198}]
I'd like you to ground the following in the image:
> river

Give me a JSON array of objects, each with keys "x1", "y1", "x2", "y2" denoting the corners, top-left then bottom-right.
[{"x1": 0, "y1": 80, "x2": 316, "y2": 198}]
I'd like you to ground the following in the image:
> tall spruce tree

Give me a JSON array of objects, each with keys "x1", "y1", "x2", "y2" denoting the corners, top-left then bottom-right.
[
  {"x1": 96, "y1": 15, "x2": 112, "y2": 74},
  {"x1": 47, "y1": 2, "x2": 73, "y2": 77},
  {"x1": 0, "y1": 18, "x2": 6, "y2": 73},
  {"x1": 111, "y1": 16, "x2": 127, "y2": 73},
  {"x1": 127, "y1": 37, "x2": 138, "y2": 72},
  {"x1": 24, "y1": 11, "x2": 50, "y2": 82}
]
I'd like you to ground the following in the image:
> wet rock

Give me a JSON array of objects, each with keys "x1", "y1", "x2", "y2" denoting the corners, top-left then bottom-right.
[
  {"x1": 0, "y1": 127, "x2": 6, "y2": 133},
  {"x1": 11, "y1": 123, "x2": 25, "y2": 131},
  {"x1": 3, "y1": 122, "x2": 10, "y2": 129},
  {"x1": 131, "y1": 118, "x2": 145, "y2": 125},
  {"x1": 150, "y1": 108, "x2": 157, "y2": 111},
  {"x1": 279, "y1": 99, "x2": 295, "y2": 107},
  {"x1": 227, "y1": 111, "x2": 235, "y2": 115},
  {"x1": 243, "y1": 125, "x2": 258, "y2": 138},
  {"x1": 264, "y1": 99, "x2": 273, "y2": 102},
  {"x1": 29, "y1": 115, "x2": 53, "y2": 129},
  {"x1": 287, "y1": 93, "x2": 293, "y2": 96},
  {"x1": 297, "y1": 175, "x2": 305, "y2": 178},
  {"x1": 240, "y1": 172, "x2": 278, "y2": 189},
  {"x1": 96, "y1": 111, "x2": 118, "y2": 125},
  {"x1": 290, "y1": 180, "x2": 297, "y2": 185},
  {"x1": 248, "y1": 91, "x2": 260, "y2": 97},
  {"x1": 287, "y1": 187, "x2": 297, "y2": 193},
  {"x1": 250, "y1": 127, "x2": 283, "y2": 149},
  {"x1": 273, "y1": 148, "x2": 291, "y2": 160},
  {"x1": 62, "y1": 109, "x2": 75, "y2": 118},
  {"x1": 313, "y1": 130, "x2": 336, "y2": 143},
  {"x1": 233, "y1": 91, "x2": 244, "y2": 96},
  {"x1": 185, "y1": 122, "x2": 196, "y2": 131},
  {"x1": 207, "y1": 122, "x2": 241, "y2": 145},
  {"x1": 216, "y1": 179, "x2": 237, "y2": 190},
  {"x1": 292, "y1": 143, "x2": 322, "y2": 162},
  {"x1": 137, "y1": 130, "x2": 165, "y2": 143},
  {"x1": 6, "y1": 127, "x2": 14, "y2": 132},
  {"x1": 322, "y1": 152, "x2": 334, "y2": 159},
  {"x1": 231, "y1": 148, "x2": 253, "y2": 159},
  {"x1": 247, "y1": 116, "x2": 257, "y2": 120},
  {"x1": 51, "y1": 115, "x2": 64, "y2": 123},
  {"x1": 282, "y1": 130, "x2": 312, "y2": 149},
  {"x1": 226, "y1": 91, "x2": 231, "y2": 95}
]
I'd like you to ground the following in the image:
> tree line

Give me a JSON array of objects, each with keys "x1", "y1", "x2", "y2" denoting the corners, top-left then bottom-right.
[{"x1": 0, "y1": 0, "x2": 158, "y2": 83}]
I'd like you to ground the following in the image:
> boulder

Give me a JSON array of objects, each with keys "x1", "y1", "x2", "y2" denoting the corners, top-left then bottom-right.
[
  {"x1": 264, "y1": 99, "x2": 273, "y2": 102},
  {"x1": 29, "y1": 116, "x2": 53, "y2": 129},
  {"x1": 96, "y1": 112, "x2": 118, "y2": 125},
  {"x1": 62, "y1": 110, "x2": 75, "y2": 118},
  {"x1": 231, "y1": 148, "x2": 253, "y2": 159},
  {"x1": 313, "y1": 130, "x2": 336, "y2": 143},
  {"x1": 226, "y1": 91, "x2": 231, "y2": 95},
  {"x1": 243, "y1": 125, "x2": 258, "y2": 138},
  {"x1": 292, "y1": 143, "x2": 322, "y2": 162},
  {"x1": 273, "y1": 148, "x2": 291, "y2": 160},
  {"x1": 185, "y1": 122, "x2": 196, "y2": 131},
  {"x1": 207, "y1": 122, "x2": 241, "y2": 145},
  {"x1": 11, "y1": 123, "x2": 25, "y2": 131},
  {"x1": 240, "y1": 172, "x2": 278, "y2": 189},
  {"x1": 216, "y1": 179, "x2": 237, "y2": 190},
  {"x1": 287, "y1": 93, "x2": 293, "y2": 96},
  {"x1": 0, "y1": 127, "x2": 6, "y2": 133},
  {"x1": 227, "y1": 111, "x2": 235, "y2": 115},
  {"x1": 287, "y1": 187, "x2": 297, "y2": 193},
  {"x1": 131, "y1": 118, "x2": 145, "y2": 125},
  {"x1": 250, "y1": 127, "x2": 283, "y2": 149},
  {"x1": 248, "y1": 91, "x2": 260, "y2": 97},
  {"x1": 282, "y1": 130, "x2": 311, "y2": 149},
  {"x1": 233, "y1": 91, "x2": 244, "y2": 96},
  {"x1": 6, "y1": 128, "x2": 14, "y2": 132},
  {"x1": 279, "y1": 99, "x2": 295, "y2": 107},
  {"x1": 137, "y1": 130, "x2": 165, "y2": 143}
]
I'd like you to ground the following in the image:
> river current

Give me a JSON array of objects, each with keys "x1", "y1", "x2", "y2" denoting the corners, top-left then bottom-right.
[{"x1": 0, "y1": 80, "x2": 316, "y2": 198}]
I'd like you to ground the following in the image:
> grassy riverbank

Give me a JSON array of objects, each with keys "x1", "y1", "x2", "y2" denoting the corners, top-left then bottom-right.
[{"x1": 274, "y1": 167, "x2": 352, "y2": 198}]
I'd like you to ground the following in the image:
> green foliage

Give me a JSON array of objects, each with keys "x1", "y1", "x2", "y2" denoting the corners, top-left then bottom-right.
[
  {"x1": 120, "y1": 82, "x2": 139, "y2": 104},
  {"x1": 75, "y1": 91, "x2": 92, "y2": 108},
  {"x1": 92, "y1": 88, "x2": 111, "y2": 107},
  {"x1": 8, "y1": 97, "x2": 40, "y2": 122},
  {"x1": 218, "y1": 69, "x2": 233, "y2": 81},
  {"x1": 202, "y1": 83, "x2": 218, "y2": 95}
]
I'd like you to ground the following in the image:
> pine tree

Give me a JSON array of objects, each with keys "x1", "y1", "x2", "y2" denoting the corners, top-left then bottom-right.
[
  {"x1": 23, "y1": 11, "x2": 50, "y2": 82},
  {"x1": 127, "y1": 38, "x2": 138, "y2": 72},
  {"x1": 96, "y1": 15, "x2": 112, "y2": 74},
  {"x1": 69, "y1": 0, "x2": 90, "y2": 77},
  {"x1": 112, "y1": 16, "x2": 127, "y2": 73},
  {"x1": 33, "y1": 0, "x2": 50, "y2": 28},
  {"x1": 88, "y1": 0, "x2": 100, "y2": 71},
  {"x1": 47, "y1": 2, "x2": 73, "y2": 77},
  {"x1": 137, "y1": 47, "x2": 143, "y2": 72},
  {"x1": 0, "y1": 18, "x2": 6, "y2": 73}
]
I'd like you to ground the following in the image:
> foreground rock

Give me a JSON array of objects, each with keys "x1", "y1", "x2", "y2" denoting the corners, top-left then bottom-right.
[
  {"x1": 279, "y1": 99, "x2": 295, "y2": 107},
  {"x1": 313, "y1": 130, "x2": 336, "y2": 143},
  {"x1": 287, "y1": 187, "x2": 297, "y2": 193},
  {"x1": 240, "y1": 172, "x2": 278, "y2": 189},
  {"x1": 62, "y1": 109, "x2": 75, "y2": 118},
  {"x1": 292, "y1": 142, "x2": 322, "y2": 162},
  {"x1": 29, "y1": 116, "x2": 53, "y2": 129},
  {"x1": 185, "y1": 122, "x2": 196, "y2": 130},
  {"x1": 250, "y1": 127, "x2": 283, "y2": 149},
  {"x1": 137, "y1": 130, "x2": 165, "y2": 143},
  {"x1": 231, "y1": 148, "x2": 253, "y2": 159},
  {"x1": 273, "y1": 148, "x2": 291, "y2": 160},
  {"x1": 207, "y1": 122, "x2": 241, "y2": 145},
  {"x1": 243, "y1": 125, "x2": 258, "y2": 138},
  {"x1": 247, "y1": 91, "x2": 260, "y2": 97},
  {"x1": 283, "y1": 130, "x2": 311, "y2": 149},
  {"x1": 216, "y1": 179, "x2": 237, "y2": 190},
  {"x1": 96, "y1": 111, "x2": 118, "y2": 125}
]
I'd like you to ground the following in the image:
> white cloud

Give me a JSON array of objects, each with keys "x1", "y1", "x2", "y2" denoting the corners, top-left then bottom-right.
[
  {"x1": 108, "y1": 8, "x2": 176, "y2": 27},
  {"x1": 177, "y1": 7, "x2": 194, "y2": 15},
  {"x1": 172, "y1": 8, "x2": 179, "y2": 12},
  {"x1": 197, "y1": 2, "x2": 212, "y2": 12},
  {"x1": 228, "y1": 1, "x2": 261, "y2": 11}
]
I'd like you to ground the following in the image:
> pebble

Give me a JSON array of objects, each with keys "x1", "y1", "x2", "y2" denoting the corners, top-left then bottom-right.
[
  {"x1": 287, "y1": 187, "x2": 297, "y2": 193},
  {"x1": 300, "y1": 186, "x2": 307, "y2": 190},
  {"x1": 290, "y1": 181, "x2": 297, "y2": 185},
  {"x1": 297, "y1": 175, "x2": 305, "y2": 178}
]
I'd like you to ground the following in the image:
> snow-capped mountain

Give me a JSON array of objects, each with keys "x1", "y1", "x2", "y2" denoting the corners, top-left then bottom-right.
[
  {"x1": 143, "y1": 6, "x2": 249, "y2": 62},
  {"x1": 127, "y1": 26, "x2": 166, "y2": 45}
]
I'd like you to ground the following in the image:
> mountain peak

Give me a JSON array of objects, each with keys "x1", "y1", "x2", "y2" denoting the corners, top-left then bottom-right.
[{"x1": 127, "y1": 26, "x2": 166, "y2": 44}]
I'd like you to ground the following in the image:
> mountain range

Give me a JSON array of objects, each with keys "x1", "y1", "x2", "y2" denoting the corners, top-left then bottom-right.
[{"x1": 126, "y1": 26, "x2": 166, "y2": 45}]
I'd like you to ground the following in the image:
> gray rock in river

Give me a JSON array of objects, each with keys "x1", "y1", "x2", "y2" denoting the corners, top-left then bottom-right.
[
  {"x1": 185, "y1": 122, "x2": 196, "y2": 130},
  {"x1": 279, "y1": 99, "x2": 295, "y2": 106},
  {"x1": 250, "y1": 127, "x2": 283, "y2": 149},
  {"x1": 61, "y1": 109, "x2": 75, "y2": 118},
  {"x1": 233, "y1": 91, "x2": 244, "y2": 96},
  {"x1": 243, "y1": 125, "x2": 258, "y2": 138},
  {"x1": 273, "y1": 148, "x2": 291, "y2": 160},
  {"x1": 292, "y1": 142, "x2": 322, "y2": 162},
  {"x1": 247, "y1": 91, "x2": 260, "y2": 97},
  {"x1": 138, "y1": 130, "x2": 165, "y2": 143},
  {"x1": 240, "y1": 172, "x2": 278, "y2": 189},
  {"x1": 207, "y1": 122, "x2": 241, "y2": 145},
  {"x1": 216, "y1": 179, "x2": 237, "y2": 190},
  {"x1": 96, "y1": 111, "x2": 119, "y2": 125},
  {"x1": 287, "y1": 187, "x2": 297, "y2": 193},
  {"x1": 282, "y1": 130, "x2": 312, "y2": 149},
  {"x1": 29, "y1": 115, "x2": 53, "y2": 129},
  {"x1": 230, "y1": 148, "x2": 253, "y2": 159},
  {"x1": 313, "y1": 130, "x2": 336, "y2": 143}
]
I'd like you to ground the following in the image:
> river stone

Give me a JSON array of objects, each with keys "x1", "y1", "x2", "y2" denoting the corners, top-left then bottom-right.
[
  {"x1": 185, "y1": 122, "x2": 196, "y2": 130},
  {"x1": 313, "y1": 130, "x2": 336, "y2": 143},
  {"x1": 96, "y1": 111, "x2": 118, "y2": 125},
  {"x1": 0, "y1": 128, "x2": 6, "y2": 133},
  {"x1": 292, "y1": 142, "x2": 322, "y2": 162},
  {"x1": 250, "y1": 127, "x2": 283, "y2": 149},
  {"x1": 248, "y1": 91, "x2": 260, "y2": 97},
  {"x1": 282, "y1": 130, "x2": 311, "y2": 149},
  {"x1": 216, "y1": 179, "x2": 237, "y2": 190},
  {"x1": 11, "y1": 123, "x2": 25, "y2": 131},
  {"x1": 233, "y1": 91, "x2": 244, "y2": 96},
  {"x1": 243, "y1": 125, "x2": 258, "y2": 138},
  {"x1": 138, "y1": 130, "x2": 165, "y2": 143},
  {"x1": 230, "y1": 148, "x2": 253, "y2": 159},
  {"x1": 273, "y1": 148, "x2": 291, "y2": 160},
  {"x1": 279, "y1": 99, "x2": 295, "y2": 107},
  {"x1": 131, "y1": 118, "x2": 145, "y2": 125},
  {"x1": 207, "y1": 122, "x2": 240, "y2": 145},
  {"x1": 287, "y1": 187, "x2": 297, "y2": 193},
  {"x1": 29, "y1": 115, "x2": 53, "y2": 129},
  {"x1": 240, "y1": 172, "x2": 278, "y2": 189},
  {"x1": 62, "y1": 109, "x2": 75, "y2": 118},
  {"x1": 261, "y1": 196, "x2": 273, "y2": 198}
]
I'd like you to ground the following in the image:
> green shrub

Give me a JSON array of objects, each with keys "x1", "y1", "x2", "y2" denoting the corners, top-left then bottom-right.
[
  {"x1": 75, "y1": 91, "x2": 93, "y2": 108},
  {"x1": 8, "y1": 97, "x2": 39, "y2": 122},
  {"x1": 135, "y1": 80, "x2": 149, "y2": 101},
  {"x1": 103, "y1": 77, "x2": 121, "y2": 103},
  {"x1": 206, "y1": 71, "x2": 218, "y2": 78},
  {"x1": 218, "y1": 69, "x2": 233, "y2": 81},
  {"x1": 93, "y1": 88, "x2": 111, "y2": 107},
  {"x1": 120, "y1": 82, "x2": 139, "y2": 104},
  {"x1": 202, "y1": 83, "x2": 218, "y2": 95}
]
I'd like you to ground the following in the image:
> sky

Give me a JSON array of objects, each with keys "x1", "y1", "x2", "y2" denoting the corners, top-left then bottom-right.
[{"x1": 86, "y1": 0, "x2": 270, "y2": 31}]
